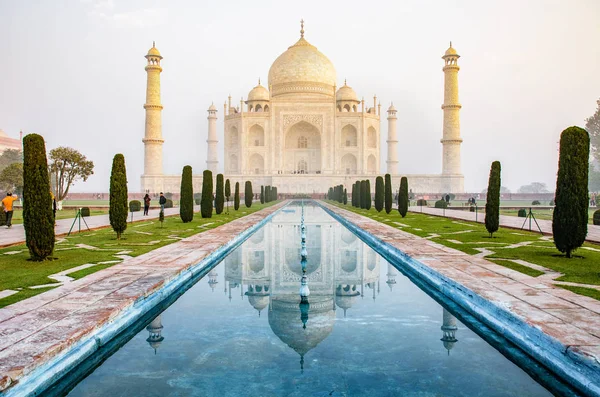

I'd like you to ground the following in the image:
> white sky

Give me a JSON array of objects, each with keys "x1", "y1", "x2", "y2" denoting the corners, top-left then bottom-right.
[{"x1": 1, "y1": 0, "x2": 599, "y2": 193}]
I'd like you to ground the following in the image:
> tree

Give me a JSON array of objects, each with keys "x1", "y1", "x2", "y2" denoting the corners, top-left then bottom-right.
[
  {"x1": 384, "y1": 174, "x2": 393, "y2": 214},
  {"x1": 375, "y1": 176, "x2": 384, "y2": 212},
  {"x1": 234, "y1": 182, "x2": 240, "y2": 210},
  {"x1": 215, "y1": 174, "x2": 225, "y2": 214},
  {"x1": 343, "y1": 188, "x2": 347, "y2": 204},
  {"x1": 0, "y1": 162, "x2": 23, "y2": 194},
  {"x1": 351, "y1": 183, "x2": 355, "y2": 206},
  {"x1": 201, "y1": 170, "x2": 213, "y2": 218},
  {"x1": 485, "y1": 161, "x2": 501, "y2": 237},
  {"x1": 586, "y1": 98, "x2": 600, "y2": 162},
  {"x1": 260, "y1": 185, "x2": 265, "y2": 204},
  {"x1": 398, "y1": 177, "x2": 408, "y2": 217},
  {"x1": 225, "y1": 179, "x2": 231, "y2": 212},
  {"x1": 22, "y1": 134, "x2": 54, "y2": 260},
  {"x1": 0, "y1": 149, "x2": 22, "y2": 173},
  {"x1": 359, "y1": 180, "x2": 366, "y2": 209},
  {"x1": 365, "y1": 180, "x2": 372, "y2": 210},
  {"x1": 518, "y1": 182, "x2": 549, "y2": 194},
  {"x1": 179, "y1": 165, "x2": 193, "y2": 223},
  {"x1": 245, "y1": 181, "x2": 253, "y2": 208},
  {"x1": 553, "y1": 126, "x2": 589, "y2": 258},
  {"x1": 109, "y1": 154, "x2": 128, "y2": 240},
  {"x1": 48, "y1": 147, "x2": 94, "y2": 201}
]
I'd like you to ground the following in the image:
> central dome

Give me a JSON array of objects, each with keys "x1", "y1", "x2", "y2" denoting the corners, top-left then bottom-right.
[{"x1": 268, "y1": 33, "x2": 337, "y2": 97}]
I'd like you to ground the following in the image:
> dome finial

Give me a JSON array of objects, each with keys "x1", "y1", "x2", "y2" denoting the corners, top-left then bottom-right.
[
  {"x1": 153, "y1": 41, "x2": 156, "y2": 47},
  {"x1": 300, "y1": 19, "x2": 304, "y2": 38},
  {"x1": 450, "y1": 41, "x2": 452, "y2": 47},
  {"x1": 258, "y1": 77, "x2": 261, "y2": 85},
  {"x1": 344, "y1": 78, "x2": 347, "y2": 86}
]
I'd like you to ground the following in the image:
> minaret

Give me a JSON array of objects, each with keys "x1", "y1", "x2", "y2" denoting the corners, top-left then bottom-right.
[
  {"x1": 206, "y1": 104, "x2": 218, "y2": 172},
  {"x1": 441, "y1": 42, "x2": 463, "y2": 176},
  {"x1": 386, "y1": 103, "x2": 399, "y2": 175},
  {"x1": 146, "y1": 314, "x2": 165, "y2": 354},
  {"x1": 142, "y1": 42, "x2": 164, "y2": 179},
  {"x1": 440, "y1": 308, "x2": 458, "y2": 355}
]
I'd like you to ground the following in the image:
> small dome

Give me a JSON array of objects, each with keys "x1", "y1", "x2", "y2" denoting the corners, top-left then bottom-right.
[
  {"x1": 387, "y1": 103, "x2": 397, "y2": 112},
  {"x1": 444, "y1": 42, "x2": 458, "y2": 56},
  {"x1": 147, "y1": 42, "x2": 162, "y2": 57},
  {"x1": 248, "y1": 82, "x2": 270, "y2": 102},
  {"x1": 336, "y1": 81, "x2": 358, "y2": 102},
  {"x1": 208, "y1": 103, "x2": 217, "y2": 111}
]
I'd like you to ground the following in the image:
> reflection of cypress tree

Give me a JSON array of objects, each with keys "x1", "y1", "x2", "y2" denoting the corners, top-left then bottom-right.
[
  {"x1": 23, "y1": 134, "x2": 55, "y2": 260},
  {"x1": 398, "y1": 177, "x2": 408, "y2": 218},
  {"x1": 553, "y1": 127, "x2": 589, "y2": 258},
  {"x1": 375, "y1": 176, "x2": 384, "y2": 212},
  {"x1": 109, "y1": 153, "x2": 128, "y2": 240},
  {"x1": 179, "y1": 165, "x2": 194, "y2": 223},
  {"x1": 201, "y1": 170, "x2": 213, "y2": 218},
  {"x1": 215, "y1": 174, "x2": 224, "y2": 215},
  {"x1": 485, "y1": 161, "x2": 501, "y2": 237},
  {"x1": 384, "y1": 174, "x2": 393, "y2": 214},
  {"x1": 234, "y1": 182, "x2": 240, "y2": 210}
]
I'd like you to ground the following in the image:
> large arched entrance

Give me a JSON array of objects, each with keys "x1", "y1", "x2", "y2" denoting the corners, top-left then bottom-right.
[{"x1": 284, "y1": 121, "x2": 321, "y2": 174}]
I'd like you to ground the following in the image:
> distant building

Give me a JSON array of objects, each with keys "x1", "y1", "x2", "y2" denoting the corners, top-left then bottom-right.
[{"x1": 0, "y1": 130, "x2": 21, "y2": 154}]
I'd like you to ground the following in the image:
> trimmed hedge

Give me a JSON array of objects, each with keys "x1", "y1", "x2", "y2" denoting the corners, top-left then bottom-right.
[
  {"x1": 416, "y1": 199, "x2": 427, "y2": 206},
  {"x1": 384, "y1": 174, "x2": 392, "y2": 214},
  {"x1": 343, "y1": 188, "x2": 347, "y2": 205},
  {"x1": 201, "y1": 170, "x2": 213, "y2": 218},
  {"x1": 375, "y1": 176, "x2": 384, "y2": 212},
  {"x1": 485, "y1": 161, "x2": 501, "y2": 237},
  {"x1": 234, "y1": 182, "x2": 240, "y2": 210},
  {"x1": 365, "y1": 180, "x2": 371, "y2": 210},
  {"x1": 434, "y1": 200, "x2": 448, "y2": 209},
  {"x1": 532, "y1": 200, "x2": 541, "y2": 205},
  {"x1": 594, "y1": 210, "x2": 600, "y2": 226},
  {"x1": 215, "y1": 174, "x2": 224, "y2": 215},
  {"x1": 180, "y1": 165, "x2": 194, "y2": 222},
  {"x1": 518, "y1": 209, "x2": 527, "y2": 217},
  {"x1": 165, "y1": 199, "x2": 173, "y2": 208},
  {"x1": 398, "y1": 177, "x2": 408, "y2": 217},
  {"x1": 245, "y1": 181, "x2": 253, "y2": 208},
  {"x1": 260, "y1": 185, "x2": 265, "y2": 204},
  {"x1": 81, "y1": 207, "x2": 90, "y2": 217},
  {"x1": 129, "y1": 200, "x2": 141, "y2": 212}
]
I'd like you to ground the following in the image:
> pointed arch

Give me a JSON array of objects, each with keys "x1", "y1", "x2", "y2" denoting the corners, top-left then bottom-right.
[
  {"x1": 367, "y1": 154, "x2": 376, "y2": 173},
  {"x1": 249, "y1": 124, "x2": 264, "y2": 146},
  {"x1": 341, "y1": 153, "x2": 357, "y2": 174},
  {"x1": 367, "y1": 127, "x2": 377, "y2": 148},
  {"x1": 342, "y1": 125, "x2": 357, "y2": 147}
]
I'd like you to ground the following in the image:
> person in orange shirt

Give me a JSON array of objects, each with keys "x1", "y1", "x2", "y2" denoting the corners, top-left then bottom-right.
[{"x1": 2, "y1": 192, "x2": 18, "y2": 228}]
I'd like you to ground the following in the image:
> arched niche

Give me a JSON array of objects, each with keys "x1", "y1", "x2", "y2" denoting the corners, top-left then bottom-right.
[
  {"x1": 367, "y1": 154, "x2": 376, "y2": 174},
  {"x1": 230, "y1": 126, "x2": 239, "y2": 146},
  {"x1": 367, "y1": 127, "x2": 377, "y2": 148},
  {"x1": 249, "y1": 124, "x2": 264, "y2": 147},
  {"x1": 249, "y1": 153, "x2": 264, "y2": 175},
  {"x1": 284, "y1": 121, "x2": 321, "y2": 174},
  {"x1": 342, "y1": 125, "x2": 357, "y2": 147},
  {"x1": 341, "y1": 153, "x2": 357, "y2": 175}
]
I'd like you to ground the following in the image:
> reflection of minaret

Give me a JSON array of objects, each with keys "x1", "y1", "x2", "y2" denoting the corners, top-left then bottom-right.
[
  {"x1": 208, "y1": 269, "x2": 218, "y2": 292},
  {"x1": 386, "y1": 263, "x2": 398, "y2": 291},
  {"x1": 440, "y1": 308, "x2": 458, "y2": 355},
  {"x1": 146, "y1": 315, "x2": 165, "y2": 354}
]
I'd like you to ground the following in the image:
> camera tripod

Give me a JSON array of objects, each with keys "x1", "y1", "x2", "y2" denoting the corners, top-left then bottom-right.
[
  {"x1": 67, "y1": 208, "x2": 91, "y2": 236},
  {"x1": 520, "y1": 207, "x2": 543, "y2": 234}
]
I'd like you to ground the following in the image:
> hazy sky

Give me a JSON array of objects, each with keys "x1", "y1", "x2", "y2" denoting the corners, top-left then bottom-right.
[{"x1": 1, "y1": 0, "x2": 599, "y2": 193}]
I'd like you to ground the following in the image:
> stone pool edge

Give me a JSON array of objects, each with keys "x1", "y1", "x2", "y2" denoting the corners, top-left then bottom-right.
[
  {"x1": 1, "y1": 202, "x2": 289, "y2": 397},
  {"x1": 318, "y1": 201, "x2": 600, "y2": 397}
]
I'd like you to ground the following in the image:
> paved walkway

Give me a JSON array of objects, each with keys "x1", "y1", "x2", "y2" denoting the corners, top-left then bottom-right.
[
  {"x1": 0, "y1": 207, "x2": 188, "y2": 248},
  {"x1": 409, "y1": 206, "x2": 600, "y2": 243},
  {"x1": 0, "y1": 202, "x2": 285, "y2": 393},
  {"x1": 324, "y1": 202, "x2": 600, "y2": 394}
]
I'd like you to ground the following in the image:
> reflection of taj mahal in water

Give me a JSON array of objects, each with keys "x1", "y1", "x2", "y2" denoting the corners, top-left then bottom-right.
[
  {"x1": 145, "y1": 204, "x2": 459, "y2": 365},
  {"x1": 140, "y1": 21, "x2": 465, "y2": 194}
]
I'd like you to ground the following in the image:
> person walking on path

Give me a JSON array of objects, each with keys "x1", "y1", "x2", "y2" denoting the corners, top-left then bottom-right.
[
  {"x1": 2, "y1": 192, "x2": 19, "y2": 228},
  {"x1": 143, "y1": 194, "x2": 151, "y2": 216},
  {"x1": 159, "y1": 192, "x2": 166, "y2": 211}
]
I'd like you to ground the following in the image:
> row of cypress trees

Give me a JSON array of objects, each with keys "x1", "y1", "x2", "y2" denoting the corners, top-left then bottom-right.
[
  {"x1": 264, "y1": 185, "x2": 278, "y2": 203},
  {"x1": 327, "y1": 185, "x2": 346, "y2": 203}
]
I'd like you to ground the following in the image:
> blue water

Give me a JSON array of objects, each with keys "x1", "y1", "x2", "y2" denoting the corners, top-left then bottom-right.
[{"x1": 64, "y1": 203, "x2": 554, "y2": 396}]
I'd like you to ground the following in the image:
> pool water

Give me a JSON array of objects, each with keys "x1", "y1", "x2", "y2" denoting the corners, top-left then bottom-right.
[{"x1": 63, "y1": 203, "x2": 554, "y2": 396}]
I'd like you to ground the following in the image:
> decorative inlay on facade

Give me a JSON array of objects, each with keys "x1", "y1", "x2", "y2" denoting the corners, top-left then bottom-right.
[{"x1": 283, "y1": 114, "x2": 323, "y2": 130}]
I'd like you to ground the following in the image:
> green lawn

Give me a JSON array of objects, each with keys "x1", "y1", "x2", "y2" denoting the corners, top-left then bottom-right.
[
  {"x1": 327, "y1": 201, "x2": 600, "y2": 300},
  {"x1": 0, "y1": 202, "x2": 276, "y2": 308},
  {"x1": 8, "y1": 209, "x2": 109, "y2": 225},
  {"x1": 499, "y1": 208, "x2": 596, "y2": 224}
]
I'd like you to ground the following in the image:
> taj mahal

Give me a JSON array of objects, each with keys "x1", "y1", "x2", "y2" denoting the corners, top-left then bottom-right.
[{"x1": 140, "y1": 21, "x2": 464, "y2": 194}]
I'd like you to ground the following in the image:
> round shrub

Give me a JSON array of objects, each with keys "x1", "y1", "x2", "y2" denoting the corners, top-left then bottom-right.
[
  {"x1": 434, "y1": 200, "x2": 448, "y2": 209},
  {"x1": 469, "y1": 206, "x2": 475, "y2": 212},
  {"x1": 129, "y1": 200, "x2": 141, "y2": 212},
  {"x1": 164, "y1": 199, "x2": 173, "y2": 209},
  {"x1": 518, "y1": 209, "x2": 527, "y2": 217},
  {"x1": 80, "y1": 207, "x2": 91, "y2": 217},
  {"x1": 549, "y1": 199, "x2": 555, "y2": 206},
  {"x1": 416, "y1": 199, "x2": 427, "y2": 206},
  {"x1": 594, "y1": 210, "x2": 600, "y2": 226},
  {"x1": 531, "y1": 200, "x2": 541, "y2": 205}
]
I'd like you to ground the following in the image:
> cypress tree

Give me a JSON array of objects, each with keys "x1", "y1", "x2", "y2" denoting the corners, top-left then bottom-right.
[
  {"x1": 384, "y1": 174, "x2": 393, "y2": 214},
  {"x1": 215, "y1": 174, "x2": 225, "y2": 214},
  {"x1": 351, "y1": 183, "x2": 355, "y2": 206},
  {"x1": 234, "y1": 182, "x2": 240, "y2": 210},
  {"x1": 179, "y1": 165, "x2": 194, "y2": 223},
  {"x1": 109, "y1": 153, "x2": 128, "y2": 240},
  {"x1": 260, "y1": 185, "x2": 265, "y2": 204},
  {"x1": 553, "y1": 126, "x2": 590, "y2": 258},
  {"x1": 375, "y1": 176, "x2": 384, "y2": 212},
  {"x1": 274, "y1": 187, "x2": 277, "y2": 201},
  {"x1": 365, "y1": 180, "x2": 372, "y2": 210},
  {"x1": 245, "y1": 181, "x2": 253, "y2": 208},
  {"x1": 485, "y1": 161, "x2": 501, "y2": 237},
  {"x1": 398, "y1": 176, "x2": 408, "y2": 218},
  {"x1": 328, "y1": 187, "x2": 333, "y2": 200},
  {"x1": 22, "y1": 134, "x2": 55, "y2": 260},
  {"x1": 343, "y1": 188, "x2": 348, "y2": 205},
  {"x1": 355, "y1": 181, "x2": 360, "y2": 207},
  {"x1": 338, "y1": 185, "x2": 344, "y2": 203},
  {"x1": 201, "y1": 170, "x2": 213, "y2": 218},
  {"x1": 225, "y1": 179, "x2": 231, "y2": 212},
  {"x1": 359, "y1": 180, "x2": 366, "y2": 209}
]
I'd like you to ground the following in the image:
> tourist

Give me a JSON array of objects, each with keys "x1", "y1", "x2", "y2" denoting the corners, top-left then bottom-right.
[
  {"x1": 51, "y1": 192, "x2": 57, "y2": 223},
  {"x1": 2, "y1": 192, "x2": 18, "y2": 228},
  {"x1": 159, "y1": 192, "x2": 166, "y2": 210},
  {"x1": 143, "y1": 194, "x2": 151, "y2": 216}
]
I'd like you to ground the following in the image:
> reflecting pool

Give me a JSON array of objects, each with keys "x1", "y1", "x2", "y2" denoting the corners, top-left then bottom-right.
[{"x1": 64, "y1": 203, "x2": 554, "y2": 396}]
